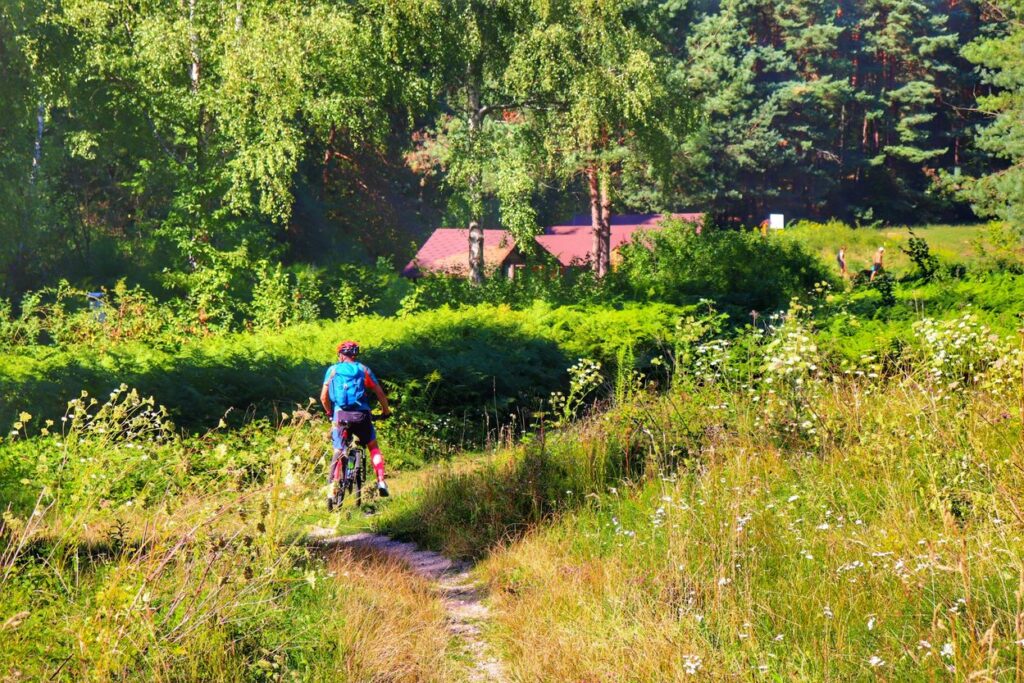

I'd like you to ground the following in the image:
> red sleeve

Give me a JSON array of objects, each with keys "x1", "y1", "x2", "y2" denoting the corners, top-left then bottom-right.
[{"x1": 364, "y1": 368, "x2": 378, "y2": 391}]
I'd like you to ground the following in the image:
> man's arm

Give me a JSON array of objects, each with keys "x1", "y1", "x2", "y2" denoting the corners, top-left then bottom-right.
[
  {"x1": 364, "y1": 372, "x2": 390, "y2": 416},
  {"x1": 370, "y1": 382, "x2": 390, "y2": 416},
  {"x1": 320, "y1": 383, "x2": 332, "y2": 417}
]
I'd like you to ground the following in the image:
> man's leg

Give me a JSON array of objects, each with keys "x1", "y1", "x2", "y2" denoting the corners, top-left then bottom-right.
[
  {"x1": 367, "y1": 439, "x2": 386, "y2": 482},
  {"x1": 329, "y1": 426, "x2": 346, "y2": 484},
  {"x1": 367, "y1": 438, "x2": 389, "y2": 496}
]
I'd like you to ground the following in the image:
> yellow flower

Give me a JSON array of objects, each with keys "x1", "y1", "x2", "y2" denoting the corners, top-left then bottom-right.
[{"x1": 18, "y1": 412, "x2": 31, "y2": 423}]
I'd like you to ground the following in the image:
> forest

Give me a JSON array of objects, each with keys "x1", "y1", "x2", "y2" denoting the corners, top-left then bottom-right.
[{"x1": 2, "y1": 0, "x2": 1023, "y2": 299}]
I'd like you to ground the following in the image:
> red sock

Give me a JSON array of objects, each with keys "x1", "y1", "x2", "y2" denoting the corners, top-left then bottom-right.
[{"x1": 370, "y1": 446, "x2": 385, "y2": 481}]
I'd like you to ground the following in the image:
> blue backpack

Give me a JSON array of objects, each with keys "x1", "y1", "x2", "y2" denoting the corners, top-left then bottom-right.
[{"x1": 327, "y1": 362, "x2": 370, "y2": 411}]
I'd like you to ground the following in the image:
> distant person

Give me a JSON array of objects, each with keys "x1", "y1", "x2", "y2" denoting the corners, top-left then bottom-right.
[
  {"x1": 836, "y1": 246, "x2": 847, "y2": 278},
  {"x1": 320, "y1": 341, "x2": 392, "y2": 497},
  {"x1": 870, "y1": 247, "x2": 884, "y2": 282}
]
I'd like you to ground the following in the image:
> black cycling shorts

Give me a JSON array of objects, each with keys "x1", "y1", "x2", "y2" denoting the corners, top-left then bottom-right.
[{"x1": 333, "y1": 409, "x2": 376, "y2": 447}]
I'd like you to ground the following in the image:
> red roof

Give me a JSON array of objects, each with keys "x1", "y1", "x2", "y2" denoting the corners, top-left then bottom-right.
[
  {"x1": 536, "y1": 213, "x2": 700, "y2": 267},
  {"x1": 534, "y1": 227, "x2": 651, "y2": 267},
  {"x1": 402, "y1": 228, "x2": 518, "y2": 277}
]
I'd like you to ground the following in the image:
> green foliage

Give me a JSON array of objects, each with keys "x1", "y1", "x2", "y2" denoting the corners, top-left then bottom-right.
[
  {"x1": 871, "y1": 271, "x2": 897, "y2": 306},
  {"x1": 250, "y1": 262, "x2": 322, "y2": 329},
  {"x1": 677, "y1": 0, "x2": 985, "y2": 223},
  {"x1": 901, "y1": 229, "x2": 941, "y2": 281},
  {"x1": 973, "y1": 220, "x2": 1024, "y2": 273},
  {"x1": 615, "y1": 220, "x2": 837, "y2": 313},
  {"x1": 0, "y1": 302, "x2": 693, "y2": 432}
]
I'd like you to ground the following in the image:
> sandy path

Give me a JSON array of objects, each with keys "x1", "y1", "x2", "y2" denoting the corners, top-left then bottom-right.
[{"x1": 312, "y1": 530, "x2": 505, "y2": 682}]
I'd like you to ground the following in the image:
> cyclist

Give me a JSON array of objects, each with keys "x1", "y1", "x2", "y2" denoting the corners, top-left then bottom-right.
[{"x1": 320, "y1": 341, "x2": 392, "y2": 497}]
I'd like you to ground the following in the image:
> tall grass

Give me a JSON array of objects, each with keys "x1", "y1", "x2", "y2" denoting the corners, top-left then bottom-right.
[
  {"x1": 0, "y1": 391, "x2": 455, "y2": 680},
  {"x1": 375, "y1": 306, "x2": 1024, "y2": 680}
]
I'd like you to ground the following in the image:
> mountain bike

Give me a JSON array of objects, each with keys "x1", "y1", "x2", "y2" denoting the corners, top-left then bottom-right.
[{"x1": 326, "y1": 412, "x2": 388, "y2": 512}]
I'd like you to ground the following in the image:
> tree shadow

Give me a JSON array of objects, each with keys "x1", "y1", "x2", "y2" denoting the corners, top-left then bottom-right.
[
  {"x1": 375, "y1": 448, "x2": 583, "y2": 561},
  {"x1": 0, "y1": 318, "x2": 569, "y2": 433}
]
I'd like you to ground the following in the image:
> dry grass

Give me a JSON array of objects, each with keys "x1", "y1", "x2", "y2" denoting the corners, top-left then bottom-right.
[
  {"x1": 318, "y1": 547, "x2": 458, "y2": 683},
  {"x1": 0, "y1": 405, "x2": 463, "y2": 681},
  {"x1": 466, "y1": 378, "x2": 1024, "y2": 680}
]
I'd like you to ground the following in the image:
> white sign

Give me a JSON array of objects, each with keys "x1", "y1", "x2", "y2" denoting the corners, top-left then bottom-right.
[{"x1": 769, "y1": 214, "x2": 785, "y2": 230}]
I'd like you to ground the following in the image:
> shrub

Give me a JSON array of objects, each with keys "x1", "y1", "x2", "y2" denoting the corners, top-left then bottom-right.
[
  {"x1": 251, "y1": 262, "x2": 322, "y2": 329},
  {"x1": 0, "y1": 303, "x2": 693, "y2": 433},
  {"x1": 616, "y1": 220, "x2": 836, "y2": 313},
  {"x1": 901, "y1": 229, "x2": 940, "y2": 281}
]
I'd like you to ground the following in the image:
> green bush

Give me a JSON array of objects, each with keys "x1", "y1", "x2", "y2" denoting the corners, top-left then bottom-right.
[
  {"x1": 0, "y1": 303, "x2": 691, "y2": 432},
  {"x1": 615, "y1": 220, "x2": 837, "y2": 313}
]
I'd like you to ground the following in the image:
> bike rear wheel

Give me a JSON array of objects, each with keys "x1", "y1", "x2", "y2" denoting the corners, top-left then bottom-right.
[{"x1": 353, "y1": 448, "x2": 365, "y2": 507}]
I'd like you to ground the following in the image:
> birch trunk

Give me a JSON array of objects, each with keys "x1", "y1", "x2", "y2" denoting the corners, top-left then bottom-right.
[
  {"x1": 467, "y1": 70, "x2": 484, "y2": 285},
  {"x1": 597, "y1": 170, "x2": 612, "y2": 278},
  {"x1": 587, "y1": 166, "x2": 606, "y2": 277},
  {"x1": 29, "y1": 101, "x2": 43, "y2": 183}
]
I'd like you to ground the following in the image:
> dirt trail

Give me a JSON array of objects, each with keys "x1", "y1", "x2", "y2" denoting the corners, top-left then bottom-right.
[{"x1": 312, "y1": 530, "x2": 506, "y2": 683}]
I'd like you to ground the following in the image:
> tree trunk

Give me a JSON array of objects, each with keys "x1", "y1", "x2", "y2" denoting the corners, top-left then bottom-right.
[
  {"x1": 468, "y1": 219, "x2": 484, "y2": 282},
  {"x1": 29, "y1": 101, "x2": 43, "y2": 183},
  {"x1": 188, "y1": 0, "x2": 200, "y2": 93},
  {"x1": 597, "y1": 168, "x2": 612, "y2": 278},
  {"x1": 188, "y1": 0, "x2": 206, "y2": 163},
  {"x1": 466, "y1": 67, "x2": 484, "y2": 285},
  {"x1": 587, "y1": 166, "x2": 609, "y2": 278}
]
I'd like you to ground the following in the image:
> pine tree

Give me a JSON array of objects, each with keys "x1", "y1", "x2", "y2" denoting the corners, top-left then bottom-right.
[
  {"x1": 960, "y1": 0, "x2": 1024, "y2": 227},
  {"x1": 677, "y1": 0, "x2": 990, "y2": 223}
]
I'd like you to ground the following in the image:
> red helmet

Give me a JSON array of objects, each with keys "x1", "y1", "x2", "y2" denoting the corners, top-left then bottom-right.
[{"x1": 337, "y1": 340, "x2": 360, "y2": 357}]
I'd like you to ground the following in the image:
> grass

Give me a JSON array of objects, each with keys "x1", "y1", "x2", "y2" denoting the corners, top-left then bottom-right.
[
  {"x1": 0, "y1": 397, "x2": 459, "y2": 681},
  {"x1": 4, "y1": 220, "x2": 1024, "y2": 680},
  {"x1": 366, "y1": 307, "x2": 1024, "y2": 680},
  {"x1": 784, "y1": 221, "x2": 999, "y2": 278},
  {"x1": 472, "y1": 384, "x2": 1024, "y2": 679}
]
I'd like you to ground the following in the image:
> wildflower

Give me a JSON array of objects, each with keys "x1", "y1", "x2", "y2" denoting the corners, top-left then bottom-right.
[
  {"x1": 682, "y1": 655, "x2": 701, "y2": 675},
  {"x1": 867, "y1": 617, "x2": 875, "y2": 631},
  {"x1": 718, "y1": 577, "x2": 731, "y2": 586},
  {"x1": 941, "y1": 643, "x2": 954, "y2": 658},
  {"x1": 868, "y1": 655, "x2": 885, "y2": 668},
  {"x1": 788, "y1": 495, "x2": 799, "y2": 502},
  {"x1": 823, "y1": 605, "x2": 834, "y2": 619},
  {"x1": 774, "y1": 633, "x2": 784, "y2": 642}
]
